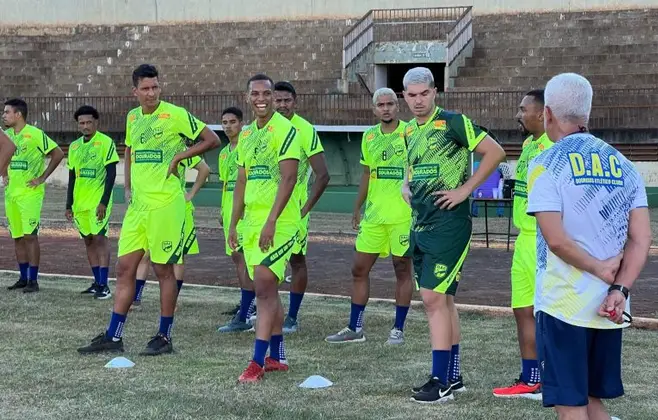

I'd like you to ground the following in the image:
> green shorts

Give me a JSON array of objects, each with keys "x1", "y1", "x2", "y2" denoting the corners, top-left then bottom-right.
[
  {"x1": 118, "y1": 195, "x2": 186, "y2": 264},
  {"x1": 5, "y1": 193, "x2": 43, "y2": 238},
  {"x1": 511, "y1": 231, "x2": 537, "y2": 308},
  {"x1": 242, "y1": 222, "x2": 298, "y2": 283},
  {"x1": 182, "y1": 202, "x2": 199, "y2": 256},
  {"x1": 73, "y1": 203, "x2": 112, "y2": 238},
  {"x1": 410, "y1": 218, "x2": 471, "y2": 295},
  {"x1": 291, "y1": 213, "x2": 310, "y2": 256},
  {"x1": 355, "y1": 219, "x2": 412, "y2": 258}
]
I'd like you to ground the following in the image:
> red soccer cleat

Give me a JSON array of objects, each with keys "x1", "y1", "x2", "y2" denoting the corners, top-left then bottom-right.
[
  {"x1": 264, "y1": 356, "x2": 289, "y2": 372},
  {"x1": 238, "y1": 360, "x2": 265, "y2": 383},
  {"x1": 493, "y1": 378, "x2": 542, "y2": 400}
]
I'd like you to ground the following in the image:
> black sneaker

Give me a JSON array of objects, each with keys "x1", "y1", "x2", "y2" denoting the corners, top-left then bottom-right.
[
  {"x1": 411, "y1": 377, "x2": 454, "y2": 404},
  {"x1": 94, "y1": 285, "x2": 112, "y2": 300},
  {"x1": 8, "y1": 279, "x2": 27, "y2": 290},
  {"x1": 222, "y1": 303, "x2": 240, "y2": 316},
  {"x1": 81, "y1": 282, "x2": 99, "y2": 295},
  {"x1": 139, "y1": 333, "x2": 173, "y2": 356},
  {"x1": 412, "y1": 375, "x2": 466, "y2": 393},
  {"x1": 77, "y1": 333, "x2": 124, "y2": 354},
  {"x1": 23, "y1": 281, "x2": 39, "y2": 293}
]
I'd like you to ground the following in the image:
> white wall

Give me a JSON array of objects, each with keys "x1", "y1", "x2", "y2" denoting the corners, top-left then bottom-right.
[{"x1": 1, "y1": 0, "x2": 656, "y2": 25}]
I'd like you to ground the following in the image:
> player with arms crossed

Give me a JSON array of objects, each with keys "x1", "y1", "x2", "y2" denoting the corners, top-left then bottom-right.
[
  {"x1": 229, "y1": 74, "x2": 300, "y2": 383},
  {"x1": 78, "y1": 64, "x2": 220, "y2": 355},
  {"x1": 325, "y1": 87, "x2": 413, "y2": 345},
  {"x1": 528, "y1": 73, "x2": 650, "y2": 420},
  {"x1": 66, "y1": 105, "x2": 120, "y2": 300},
  {"x1": 493, "y1": 90, "x2": 553, "y2": 399},
  {"x1": 4, "y1": 98, "x2": 64, "y2": 293},
  {"x1": 273, "y1": 81, "x2": 330, "y2": 333},
  {"x1": 402, "y1": 67, "x2": 506, "y2": 403}
]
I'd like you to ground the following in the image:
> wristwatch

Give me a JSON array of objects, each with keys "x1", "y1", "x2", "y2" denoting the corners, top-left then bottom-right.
[{"x1": 608, "y1": 284, "x2": 630, "y2": 299}]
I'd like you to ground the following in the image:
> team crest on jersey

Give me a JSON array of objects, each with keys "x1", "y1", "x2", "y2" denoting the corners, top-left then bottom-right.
[
  {"x1": 394, "y1": 145, "x2": 405, "y2": 156},
  {"x1": 29, "y1": 218, "x2": 37, "y2": 227},
  {"x1": 434, "y1": 263, "x2": 447, "y2": 279},
  {"x1": 428, "y1": 138, "x2": 439, "y2": 150},
  {"x1": 162, "y1": 241, "x2": 173, "y2": 252},
  {"x1": 154, "y1": 128, "x2": 164, "y2": 139},
  {"x1": 399, "y1": 235, "x2": 409, "y2": 246},
  {"x1": 433, "y1": 120, "x2": 447, "y2": 130}
]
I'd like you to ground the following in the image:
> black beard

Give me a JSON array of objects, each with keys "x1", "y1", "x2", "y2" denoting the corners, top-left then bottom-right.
[{"x1": 518, "y1": 119, "x2": 530, "y2": 137}]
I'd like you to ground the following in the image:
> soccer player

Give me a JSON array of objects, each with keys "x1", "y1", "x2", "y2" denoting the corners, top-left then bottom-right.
[
  {"x1": 77, "y1": 64, "x2": 220, "y2": 355},
  {"x1": 67, "y1": 105, "x2": 119, "y2": 300},
  {"x1": 528, "y1": 73, "x2": 650, "y2": 420},
  {"x1": 229, "y1": 73, "x2": 300, "y2": 383},
  {"x1": 3, "y1": 98, "x2": 64, "y2": 293},
  {"x1": 217, "y1": 106, "x2": 256, "y2": 332},
  {"x1": 273, "y1": 81, "x2": 330, "y2": 333},
  {"x1": 493, "y1": 90, "x2": 553, "y2": 399},
  {"x1": 401, "y1": 67, "x2": 506, "y2": 403},
  {"x1": 325, "y1": 87, "x2": 413, "y2": 345}
]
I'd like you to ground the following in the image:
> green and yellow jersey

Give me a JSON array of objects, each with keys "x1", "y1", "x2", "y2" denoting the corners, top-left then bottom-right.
[
  {"x1": 67, "y1": 131, "x2": 120, "y2": 213},
  {"x1": 125, "y1": 100, "x2": 206, "y2": 210},
  {"x1": 5, "y1": 124, "x2": 58, "y2": 198},
  {"x1": 219, "y1": 143, "x2": 239, "y2": 225},
  {"x1": 360, "y1": 121, "x2": 411, "y2": 225},
  {"x1": 513, "y1": 133, "x2": 554, "y2": 233},
  {"x1": 405, "y1": 106, "x2": 487, "y2": 232},
  {"x1": 290, "y1": 113, "x2": 324, "y2": 206},
  {"x1": 236, "y1": 112, "x2": 300, "y2": 227}
]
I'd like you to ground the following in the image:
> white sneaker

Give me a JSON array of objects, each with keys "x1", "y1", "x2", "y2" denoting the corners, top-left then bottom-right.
[{"x1": 386, "y1": 328, "x2": 404, "y2": 345}]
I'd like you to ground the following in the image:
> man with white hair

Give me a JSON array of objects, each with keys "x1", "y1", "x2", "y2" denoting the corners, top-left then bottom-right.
[
  {"x1": 326, "y1": 87, "x2": 414, "y2": 345},
  {"x1": 401, "y1": 67, "x2": 506, "y2": 403},
  {"x1": 528, "y1": 72, "x2": 651, "y2": 419}
]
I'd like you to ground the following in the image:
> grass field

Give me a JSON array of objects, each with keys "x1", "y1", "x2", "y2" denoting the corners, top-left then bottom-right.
[{"x1": 1, "y1": 274, "x2": 657, "y2": 420}]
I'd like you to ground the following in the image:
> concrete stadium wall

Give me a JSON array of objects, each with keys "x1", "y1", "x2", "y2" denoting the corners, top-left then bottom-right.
[{"x1": 1, "y1": 0, "x2": 656, "y2": 25}]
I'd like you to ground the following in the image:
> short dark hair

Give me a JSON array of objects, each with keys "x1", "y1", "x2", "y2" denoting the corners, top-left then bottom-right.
[
  {"x1": 132, "y1": 64, "x2": 159, "y2": 87},
  {"x1": 525, "y1": 89, "x2": 545, "y2": 106},
  {"x1": 221, "y1": 107, "x2": 243, "y2": 121},
  {"x1": 74, "y1": 105, "x2": 99, "y2": 121},
  {"x1": 274, "y1": 81, "x2": 297, "y2": 99},
  {"x1": 4, "y1": 98, "x2": 28, "y2": 119},
  {"x1": 246, "y1": 73, "x2": 274, "y2": 90}
]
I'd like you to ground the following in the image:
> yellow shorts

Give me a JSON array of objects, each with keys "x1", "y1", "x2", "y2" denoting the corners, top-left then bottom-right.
[
  {"x1": 73, "y1": 202, "x2": 112, "y2": 238},
  {"x1": 5, "y1": 193, "x2": 43, "y2": 238},
  {"x1": 291, "y1": 213, "x2": 309, "y2": 256},
  {"x1": 355, "y1": 219, "x2": 412, "y2": 258},
  {"x1": 511, "y1": 231, "x2": 537, "y2": 309},
  {"x1": 242, "y1": 222, "x2": 298, "y2": 283},
  {"x1": 118, "y1": 195, "x2": 186, "y2": 264},
  {"x1": 182, "y1": 202, "x2": 199, "y2": 256}
]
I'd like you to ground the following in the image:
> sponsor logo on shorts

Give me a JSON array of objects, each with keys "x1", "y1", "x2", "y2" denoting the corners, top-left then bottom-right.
[
  {"x1": 162, "y1": 241, "x2": 173, "y2": 252},
  {"x1": 134, "y1": 150, "x2": 163, "y2": 163},
  {"x1": 225, "y1": 180, "x2": 236, "y2": 191},
  {"x1": 79, "y1": 168, "x2": 97, "y2": 178},
  {"x1": 376, "y1": 167, "x2": 404, "y2": 180},
  {"x1": 399, "y1": 234, "x2": 409, "y2": 246},
  {"x1": 10, "y1": 160, "x2": 28, "y2": 170},
  {"x1": 434, "y1": 263, "x2": 447, "y2": 279},
  {"x1": 411, "y1": 164, "x2": 440, "y2": 180},
  {"x1": 248, "y1": 165, "x2": 271, "y2": 180}
]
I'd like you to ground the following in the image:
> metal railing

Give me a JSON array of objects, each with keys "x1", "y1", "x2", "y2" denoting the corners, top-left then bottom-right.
[
  {"x1": 446, "y1": 7, "x2": 474, "y2": 66},
  {"x1": 343, "y1": 7, "x2": 470, "y2": 68},
  {"x1": 4, "y1": 89, "x2": 658, "y2": 138}
]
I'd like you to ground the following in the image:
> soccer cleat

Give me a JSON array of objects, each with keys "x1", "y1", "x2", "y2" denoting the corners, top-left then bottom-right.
[
  {"x1": 386, "y1": 328, "x2": 405, "y2": 345},
  {"x1": 217, "y1": 314, "x2": 254, "y2": 333},
  {"x1": 413, "y1": 375, "x2": 467, "y2": 393},
  {"x1": 23, "y1": 281, "x2": 39, "y2": 293},
  {"x1": 325, "y1": 327, "x2": 366, "y2": 343},
  {"x1": 282, "y1": 316, "x2": 298, "y2": 334},
  {"x1": 221, "y1": 303, "x2": 241, "y2": 316},
  {"x1": 94, "y1": 285, "x2": 112, "y2": 300},
  {"x1": 81, "y1": 282, "x2": 99, "y2": 294},
  {"x1": 77, "y1": 333, "x2": 124, "y2": 354},
  {"x1": 8, "y1": 279, "x2": 27, "y2": 290},
  {"x1": 493, "y1": 377, "x2": 542, "y2": 400},
  {"x1": 264, "y1": 356, "x2": 289, "y2": 372},
  {"x1": 139, "y1": 333, "x2": 173, "y2": 356},
  {"x1": 411, "y1": 377, "x2": 455, "y2": 404},
  {"x1": 238, "y1": 360, "x2": 265, "y2": 383}
]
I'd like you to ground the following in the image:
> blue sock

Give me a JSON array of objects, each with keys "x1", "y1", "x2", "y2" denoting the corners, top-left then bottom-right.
[
  {"x1": 288, "y1": 292, "x2": 304, "y2": 320},
  {"x1": 238, "y1": 289, "x2": 256, "y2": 322},
  {"x1": 270, "y1": 334, "x2": 287, "y2": 361},
  {"x1": 348, "y1": 302, "x2": 366, "y2": 331},
  {"x1": 176, "y1": 279, "x2": 183, "y2": 294},
  {"x1": 159, "y1": 316, "x2": 174, "y2": 339},
  {"x1": 28, "y1": 266, "x2": 39, "y2": 282},
  {"x1": 522, "y1": 359, "x2": 540, "y2": 384},
  {"x1": 394, "y1": 305, "x2": 410, "y2": 331},
  {"x1": 432, "y1": 350, "x2": 451, "y2": 384},
  {"x1": 106, "y1": 312, "x2": 127, "y2": 341},
  {"x1": 134, "y1": 279, "x2": 146, "y2": 302},
  {"x1": 253, "y1": 339, "x2": 269, "y2": 367},
  {"x1": 98, "y1": 267, "x2": 109, "y2": 287},
  {"x1": 448, "y1": 344, "x2": 461, "y2": 382},
  {"x1": 18, "y1": 262, "x2": 29, "y2": 281},
  {"x1": 91, "y1": 266, "x2": 100, "y2": 283}
]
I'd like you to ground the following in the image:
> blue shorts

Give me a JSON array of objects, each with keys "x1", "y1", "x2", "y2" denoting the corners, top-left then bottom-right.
[{"x1": 536, "y1": 311, "x2": 624, "y2": 407}]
